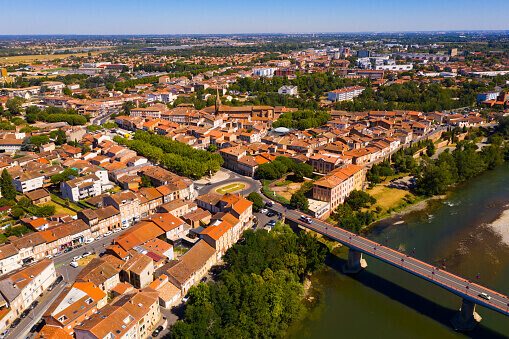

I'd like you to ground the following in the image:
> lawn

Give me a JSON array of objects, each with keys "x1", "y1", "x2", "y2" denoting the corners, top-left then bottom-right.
[
  {"x1": 50, "y1": 193, "x2": 83, "y2": 211},
  {"x1": 275, "y1": 180, "x2": 293, "y2": 187},
  {"x1": 365, "y1": 185, "x2": 417, "y2": 213},
  {"x1": 216, "y1": 183, "x2": 246, "y2": 194},
  {"x1": 77, "y1": 254, "x2": 98, "y2": 266},
  {"x1": 41, "y1": 201, "x2": 77, "y2": 216}
]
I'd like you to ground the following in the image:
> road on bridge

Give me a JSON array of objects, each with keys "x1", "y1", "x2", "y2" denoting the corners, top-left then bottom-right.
[{"x1": 267, "y1": 202, "x2": 509, "y2": 318}]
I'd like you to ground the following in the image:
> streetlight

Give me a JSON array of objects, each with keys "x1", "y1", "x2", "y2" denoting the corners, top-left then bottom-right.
[{"x1": 442, "y1": 259, "x2": 446, "y2": 269}]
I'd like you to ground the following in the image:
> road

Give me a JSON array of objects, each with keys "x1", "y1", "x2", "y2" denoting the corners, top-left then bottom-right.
[
  {"x1": 196, "y1": 170, "x2": 261, "y2": 197},
  {"x1": 266, "y1": 201, "x2": 509, "y2": 319},
  {"x1": 6, "y1": 229, "x2": 129, "y2": 339}
]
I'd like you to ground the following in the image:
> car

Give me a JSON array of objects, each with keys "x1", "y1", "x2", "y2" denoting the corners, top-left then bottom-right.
[
  {"x1": 70, "y1": 262, "x2": 79, "y2": 268},
  {"x1": 64, "y1": 247, "x2": 73, "y2": 253},
  {"x1": 55, "y1": 275, "x2": 63, "y2": 285},
  {"x1": 201, "y1": 277, "x2": 207, "y2": 283},
  {"x1": 265, "y1": 201, "x2": 274, "y2": 207},
  {"x1": 206, "y1": 182, "x2": 212, "y2": 186},
  {"x1": 30, "y1": 321, "x2": 42, "y2": 333},
  {"x1": 30, "y1": 301, "x2": 39, "y2": 309},
  {"x1": 300, "y1": 215, "x2": 313, "y2": 224},
  {"x1": 82, "y1": 252, "x2": 92, "y2": 257},
  {"x1": 46, "y1": 255, "x2": 53, "y2": 259},
  {"x1": 54, "y1": 251, "x2": 63, "y2": 257},
  {"x1": 151, "y1": 325, "x2": 164, "y2": 337},
  {"x1": 260, "y1": 209, "x2": 268, "y2": 214},
  {"x1": 0, "y1": 329, "x2": 10, "y2": 338},
  {"x1": 74, "y1": 244, "x2": 82, "y2": 249},
  {"x1": 85, "y1": 238, "x2": 94, "y2": 244},
  {"x1": 121, "y1": 225, "x2": 129, "y2": 230},
  {"x1": 113, "y1": 228, "x2": 121, "y2": 233},
  {"x1": 20, "y1": 309, "x2": 30, "y2": 318},
  {"x1": 104, "y1": 231, "x2": 113, "y2": 236},
  {"x1": 95, "y1": 235, "x2": 104, "y2": 240},
  {"x1": 267, "y1": 211, "x2": 276, "y2": 217},
  {"x1": 73, "y1": 256, "x2": 82, "y2": 261},
  {"x1": 479, "y1": 292, "x2": 491, "y2": 300},
  {"x1": 10, "y1": 318, "x2": 21, "y2": 328}
]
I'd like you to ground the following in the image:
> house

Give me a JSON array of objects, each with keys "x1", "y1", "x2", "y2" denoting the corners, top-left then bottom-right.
[
  {"x1": 148, "y1": 275, "x2": 181, "y2": 308},
  {"x1": 77, "y1": 205, "x2": 121, "y2": 237},
  {"x1": 24, "y1": 188, "x2": 51, "y2": 205},
  {"x1": 180, "y1": 240, "x2": 217, "y2": 283},
  {"x1": 0, "y1": 243, "x2": 21, "y2": 275},
  {"x1": 75, "y1": 257, "x2": 120, "y2": 293},
  {"x1": 156, "y1": 260, "x2": 194, "y2": 295},
  {"x1": 13, "y1": 171, "x2": 45, "y2": 193},
  {"x1": 104, "y1": 191, "x2": 141, "y2": 226},
  {"x1": 278, "y1": 85, "x2": 298, "y2": 96},
  {"x1": 43, "y1": 282, "x2": 107, "y2": 336},
  {"x1": 149, "y1": 213, "x2": 188, "y2": 242},
  {"x1": 121, "y1": 252, "x2": 154, "y2": 289},
  {"x1": 74, "y1": 288, "x2": 161, "y2": 339},
  {"x1": 61, "y1": 174, "x2": 102, "y2": 202}
]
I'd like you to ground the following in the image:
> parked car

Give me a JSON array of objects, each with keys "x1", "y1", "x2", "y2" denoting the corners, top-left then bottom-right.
[
  {"x1": 55, "y1": 275, "x2": 63, "y2": 285},
  {"x1": 30, "y1": 320, "x2": 43, "y2": 333},
  {"x1": 70, "y1": 262, "x2": 79, "y2": 268},
  {"x1": 0, "y1": 329, "x2": 10, "y2": 338},
  {"x1": 152, "y1": 325, "x2": 164, "y2": 337},
  {"x1": 74, "y1": 244, "x2": 82, "y2": 249},
  {"x1": 10, "y1": 317, "x2": 21, "y2": 328},
  {"x1": 30, "y1": 301, "x2": 39, "y2": 309},
  {"x1": 260, "y1": 209, "x2": 268, "y2": 214},
  {"x1": 121, "y1": 224, "x2": 129, "y2": 229},
  {"x1": 104, "y1": 231, "x2": 113, "y2": 236},
  {"x1": 82, "y1": 252, "x2": 92, "y2": 258},
  {"x1": 95, "y1": 235, "x2": 104, "y2": 240},
  {"x1": 85, "y1": 238, "x2": 94, "y2": 244},
  {"x1": 45, "y1": 255, "x2": 53, "y2": 260},
  {"x1": 113, "y1": 228, "x2": 121, "y2": 233},
  {"x1": 54, "y1": 251, "x2": 63, "y2": 257},
  {"x1": 20, "y1": 309, "x2": 30, "y2": 318},
  {"x1": 73, "y1": 256, "x2": 82, "y2": 261},
  {"x1": 64, "y1": 247, "x2": 73, "y2": 253},
  {"x1": 265, "y1": 201, "x2": 274, "y2": 207},
  {"x1": 267, "y1": 211, "x2": 276, "y2": 217}
]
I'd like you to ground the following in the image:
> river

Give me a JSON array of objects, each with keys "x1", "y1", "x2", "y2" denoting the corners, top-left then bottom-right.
[{"x1": 288, "y1": 164, "x2": 509, "y2": 338}]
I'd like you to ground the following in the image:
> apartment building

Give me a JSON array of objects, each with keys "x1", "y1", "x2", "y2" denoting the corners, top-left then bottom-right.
[
  {"x1": 61, "y1": 174, "x2": 102, "y2": 202},
  {"x1": 327, "y1": 86, "x2": 365, "y2": 102},
  {"x1": 13, "y1": 171, "x2": 45, "y2": 193},
  {"x1": 75, "y1": 257, "x2": 120, "y2": 293},
  {"x1": 104, "y1": 191, "x2": 141, "y2": 226},
  {"x1": 77, "y1": 206, "x2": 121, "y2": 237}
]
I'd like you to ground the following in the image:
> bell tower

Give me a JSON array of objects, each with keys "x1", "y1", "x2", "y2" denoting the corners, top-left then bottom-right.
[{"x1": 215, "y1": 88, "x2": 221, "y2": 114}]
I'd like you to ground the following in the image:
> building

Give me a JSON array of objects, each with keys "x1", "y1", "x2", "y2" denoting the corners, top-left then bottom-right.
[
  {"x1": 312, "y1": 164, "x2": 365, "y2": 217},
  {"x1": 327, "y1": 86, "x2": 365, "y2": 102},
  {"x1": 13, "y1": 171, "x2": 45, "y2": 193},
  {"x1": 121, "y1": 252, "x2": 154, "y2": 289},
  {"x1": 0, "y1": 139, "x2": 23, "y2": 152},
  {"x1": 253, "y1": 68, "x2": 276, "y2": 77},
  {"x1": 61, "y1": 174, "x2": 102, "y2": 202},
  {"x1": 43, "y1": 282, "x2": 107, "y2": 336},
  {"x1": 25, "y1": 188, "x2": 51, "y2": 204},
  {"x1": 77, "y1": 206, "x2": 121, "y2": 237},
  {"x1": 104, "y1": 191, "x2": 141, "y2": 226},
  {"x1": 278, "y1": 85, "x2": 298, "y2": 96},
  {"x1": 75, "y1": 257, "x2": 120, "y2": 293},
  {"x1": 0, "y1": 259, "x2": 56, "y2": 332},
  {"x1": 74, "y1": 288, "x2": 160, "y2": 339}
]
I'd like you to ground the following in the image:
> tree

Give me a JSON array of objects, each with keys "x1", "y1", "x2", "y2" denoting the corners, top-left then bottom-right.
[
  {"x1": 56, "y1": 128, "x2": 66, "y2": 145},
  {"x1": 11, "y1": 207, "x2": 25, "y2": 219},
  {"x1": 30, "y1": 135, "x2": 50, "y2": 148},
  {"x1": 121, "y1": 101, "x2": 136, "y2": 116},
  {"x1": 1, "y1": 169, "x2": 16, "y2": 201},
  {"x1": 5, "y1": 97, "x2": 24, "y2": 115},
  {"x1": 105, "y1": 83, "x2": 114, "y2": 91},
  {"x1": 426, "y1": 142, "x2": 436, "y2": 157},
  {"x1": 18, "y1": 197, "x2": 32, "y2": 208},
  {"x1": 345, "y1": 190, "x2": 376, "y2": 211},
  {"x1": 293, "y1": 162, "x2": 313, "y2": 181},
  {"x1": 246, "y1": 192, "x2": 264, "y2": 212},
  {"x1": 141, "y1": 175, "x2": 152, "y2": 187},
  {"x1": 62, "y1": 87, "x2": 72, "y2": 96},
  {"x1": 207, "y1": 144, "x2": 218, "y2": 152},
  {"x1": 290, "y1": 192, "x2": 308, "y2": 211}
]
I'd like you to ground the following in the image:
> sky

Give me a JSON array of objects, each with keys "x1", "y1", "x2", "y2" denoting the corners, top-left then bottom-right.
[{"x1": 2, "y1": 0, "x2": 509, "y2": 35}]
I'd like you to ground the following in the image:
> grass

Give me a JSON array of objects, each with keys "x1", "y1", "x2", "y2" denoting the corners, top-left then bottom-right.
[
  {"x1": 366, "y1": 186, "x2": 417, "y2": 213},
  {"x1": 275, "y1": 180, "x2": 293, "y2": 187},
  {"x1": 216, "y1": 183, "x2": 246, "y2": 194},
  {"x1": 41, "y1": 201, "x2": 77, "y2": 216},
  {"x1": 0, "y1": 51, "x2": 103, "y2": 65},
  {"x1": 50, "y1": 193, "x2": 83, "y2": 211},
  {"x1": 77, "y1": 254, "x2": 98, "y2": 266},
  {"x1": 110, "y1": 186, "x2": 123, "y2": 194},
  {"x1": 261, "y1": 180, "x2": 291, "y2": 205}
]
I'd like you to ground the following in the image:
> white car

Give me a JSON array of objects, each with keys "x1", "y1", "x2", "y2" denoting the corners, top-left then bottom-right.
[
  {"x1": 95, "y1": 235, "x2": 104, "y2": 240},
  {"x1": 113, "y1": 228, "x2": 121, "y2": 233},
  {"x1": 70, "y1": 262, "x2": 79, "y2": 268},
  {"x1": 85, "y1": 238, "x2": 94, "y2": 244},
  {"x1": 104, "y1": 231, "x2": 113, "y2": 236},
  {"x1": 0, "y1": 329, "x2": 10, "y2": 338},
  {"x1": 260, "y1": 209, "x2": 268, "y2": 214},
  {"x1": 121, "y1": 225, "x2": 129, "y2": 230},
  {"x1": 73, "y1": 256, "x2": 82, "y2": 261},
  {"x1": 82, "y1": 252, "x2": 92, "y2": 257},
  {"x1": 46, "y1": 255, "x2": 53, "y2": 259}
]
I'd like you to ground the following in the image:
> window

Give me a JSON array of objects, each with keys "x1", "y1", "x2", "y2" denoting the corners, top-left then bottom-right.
[
  {"x1": 58, "y1": 315, "x2": 68, "y2": 322},
  {"x1": 85, "y1": 297, "x2": 94, "y2": 305}
]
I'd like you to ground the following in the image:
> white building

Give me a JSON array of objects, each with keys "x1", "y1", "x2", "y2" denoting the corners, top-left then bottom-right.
[
  {"x1": 328, "y1": 86, "x2": 365, "y2": 102},
  {"x1": 13, "y1": 171, "x2": 45, "y2": 193},
  {"x1": 375, "y1": 64, "x2": 413, "y2": 71},
  {"x1": 253, "y1": 68, "x2": 276, "y2": 77},
  {"x1": 278, "y1": 85, "x2": 298, "y2": 96},
  {"x1": 61, "y1": 174, "x2": 102, "y2": 202}
]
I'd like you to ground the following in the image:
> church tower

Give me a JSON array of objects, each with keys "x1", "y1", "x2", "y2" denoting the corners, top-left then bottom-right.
[{"x1": 215, "y1": 88, "x2": 221, "y2": 114}]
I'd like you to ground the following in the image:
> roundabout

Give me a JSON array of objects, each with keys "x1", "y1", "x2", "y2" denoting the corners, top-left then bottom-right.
[{"x1": 215, "y1": 182, "x2": 247, "y2": 194}]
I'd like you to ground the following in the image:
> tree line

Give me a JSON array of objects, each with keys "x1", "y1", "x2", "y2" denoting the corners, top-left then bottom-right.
[{"x1": 272, "y1": 110, "x2": 331, "y2": 131}]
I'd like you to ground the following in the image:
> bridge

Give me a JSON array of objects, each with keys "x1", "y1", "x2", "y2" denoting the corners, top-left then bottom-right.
[{"x1": 266, "y1": 202, "x2": 509, "y2": 331}]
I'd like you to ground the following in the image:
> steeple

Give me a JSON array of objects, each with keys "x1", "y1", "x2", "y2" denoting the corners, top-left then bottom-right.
[{"x1": 215, "y1": 88, "x2": 221, "y2": 114}]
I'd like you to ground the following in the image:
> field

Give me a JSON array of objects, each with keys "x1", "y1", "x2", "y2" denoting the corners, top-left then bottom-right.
[
  {"x1": 216, "y1": 183, "x2": 246, "y2": 194},
  {"x1": 0, "y1": 51, "x2": 102, "y2": 65},
  {"x1": 365, "y1": 185, "x2": 417, "y2": 212},
  {"x1": 41, "y1": 201, "x2": 77, "y2": 216}
]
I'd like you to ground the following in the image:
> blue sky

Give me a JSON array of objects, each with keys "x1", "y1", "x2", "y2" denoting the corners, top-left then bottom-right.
[{"x1": 2, "y1": 0, "x2": 508, "y2": 35}]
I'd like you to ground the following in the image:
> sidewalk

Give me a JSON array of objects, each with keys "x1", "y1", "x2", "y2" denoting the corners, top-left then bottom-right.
[{"x1": 195, "y1": 168, "x2": 231, "y2": 184}]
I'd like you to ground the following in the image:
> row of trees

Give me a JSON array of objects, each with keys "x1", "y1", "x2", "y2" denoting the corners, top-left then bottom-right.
[
  {"x1": 25, "y1": 106, "x2": 88, "y2": 126},
  {"x1": 114, "y1": 131, "x2": 224, "y2": 179},
  {"x1": 272, "y1": 110, "x2": 331, "y2": 131},
  {"x1": 171, "y1": 226, "x2": 328, "y2": 338}
]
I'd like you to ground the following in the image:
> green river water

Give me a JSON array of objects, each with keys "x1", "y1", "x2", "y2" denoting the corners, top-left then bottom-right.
[{"x1": 289, "y1": 163, "x2": 509, "y2": 339}]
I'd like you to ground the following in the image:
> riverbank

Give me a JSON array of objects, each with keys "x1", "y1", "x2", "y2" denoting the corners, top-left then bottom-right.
[{"x1": 487, "y1": 204, "x2": 509, "y2": 246}]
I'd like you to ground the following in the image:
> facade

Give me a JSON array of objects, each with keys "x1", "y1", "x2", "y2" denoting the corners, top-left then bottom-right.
[
  {"x1": 328, "y1": 86, "x2": 365, "y2": 102},
  {"x1": 13, "y1": 171, "x2": 45, "y2": 193},
  {"x1": 61, "y1": 174, "x2": 102, "y2": 202},
  {"x1": 278, "y1": 85, "x2": 298, "y2": 96},
  {"x1": 104, "y1": 191, "x2": 141, "y2": 226},
  {"x1": 78, "y1": 206, "x2": 121, "y2": 237}
]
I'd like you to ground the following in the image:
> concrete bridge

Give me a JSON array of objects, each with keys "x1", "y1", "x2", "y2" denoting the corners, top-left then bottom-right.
[{"x1": 268, "y1": 202, "x2": 509, "y2": 331}]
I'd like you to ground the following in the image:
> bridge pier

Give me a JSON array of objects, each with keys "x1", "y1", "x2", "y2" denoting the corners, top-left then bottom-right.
[
  {"x1": 450, "y1": 298, "x2": 482, "y2": 331},
  {"x1": 342, "y1": 248, "x2": 367, "y2": 274}
]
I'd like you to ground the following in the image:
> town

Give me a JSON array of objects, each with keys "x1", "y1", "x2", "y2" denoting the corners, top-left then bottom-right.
[{"x1": 0, "y1": 32, "x2": 508, "y2": 338}]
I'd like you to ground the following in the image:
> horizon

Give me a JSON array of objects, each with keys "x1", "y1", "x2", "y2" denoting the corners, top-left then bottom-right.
[{"x1": 2, "y1": 0, "x2": 509, "y2": 35}]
